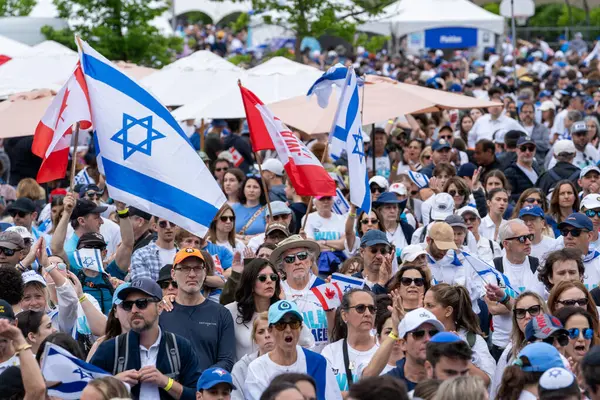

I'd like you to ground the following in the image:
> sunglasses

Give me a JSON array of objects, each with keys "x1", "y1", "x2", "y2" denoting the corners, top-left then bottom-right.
[
  {"x1": 520, "y1": 145, "x2": 536, "y2": 153},
  {"x1": 585, "y1": 209, "x2": 600, "y2": 218},
  {"x1": 514, "y1": 305, "x2": 542, "y2": 319},
  {"x1": 361, "y1": 218, "x2": 379, "y2": 225},
  {"x1": 9, "y1": 210, "x2": 29, "y2": 218},
  {"x1": 401, "y1": 277, "x2": 425, "y2": 287},
  {"x1": 448, "y1": 190, "x2": 465, "y2": 197},
  {"x1": 540, "y1": 334, "x2": 570, "y2": 347},
  {"x1": 0, "y1": 247, "x2": 18, "y2": 256},
  {"x1": 557, "y1": 298, "x2": 588, "y2": 307},
  {"x1": 439, "y1": 136, "x2": 453, "y2": 140},
  {"x1": 215, "y1": 167, "x2": 229, "y2": 172},
  {"x1": 121, "y1": 298, "x2": 161, "y2": 312},
  {"x1": 370, "y1": 186, "x2": 385, "y2": 194},
  {"x1": 86, "y1": 191, "x2": 103, "y2": 199},
  {"x1": 369, "y1": 246, "x2": 392, "y2": 255},
  {"x1": 464, "y1": 216, "x2": 477, "y2": 223},
  {"x1": 524, "y1": 198, "x2": 541, "y2": 204},
  {"x1": 506, "y1": 234, "x2": 534, "y2": 244},
  {"x1": 283, "y1": 251, "x2": 309, "y2": 264},
  {"x1": 568, "y1": 328, "x2": 594, "y2": 340},
  {"x1": 273, "y1": 319, "x2": 302, "y2": 331},
  {"x1": 159, "y1": 280, "x2": 178, "y2": 289},
  {"x1": 423, "y1": 155, "x2": 431, "y2": 160},
  {"x1": 220, "y1": 215, "x2": 234, "y2": 222},
  {"x1": 348, "y1": 304, "x2": 376, "y2": 314},
  {"x1": 411, "y1": 329, "x2": 439, "y2": 340},
  {"x1": 561, "y1": 228, "x2": 586, "y2": 238},
  {"x1": 257, "y1": 273, "x2": 279, "y2": 283},
  {"x1": 158, "y1": 221, "x2": 176, "y2": 229}
]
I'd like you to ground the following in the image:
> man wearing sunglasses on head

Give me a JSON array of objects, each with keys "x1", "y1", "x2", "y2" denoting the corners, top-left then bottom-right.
[
  {"x1": 504, "y1": 137, "x2": 542, "y2": 204},
  {"x1": 556, "y1": 212, "x2": 600, "y2": 289},
  {"x1": 245, "y1": 300, "x2": 342, "y2": 400},
  {"x1": 90, "y1": 277, "x2": 202, "y2": 400},
  {"x1": 130, "y1": 216, "x2": 178, "y2": 281}
]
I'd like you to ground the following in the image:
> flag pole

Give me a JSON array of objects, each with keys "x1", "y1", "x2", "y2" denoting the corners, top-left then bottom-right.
[
  {"x1": 198, "y1": 118, "x2": 206, "y2": 151},
  {"x1": 301, "y1": 142, "x2": 330, "y2": 232},
  {"x1": 69, "y1": 122, "x2": 81, "y2": 192}
]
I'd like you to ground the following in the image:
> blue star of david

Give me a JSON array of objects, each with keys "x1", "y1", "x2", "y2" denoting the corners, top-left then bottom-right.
[
  {"x1": 81, "y1": 257, "x2": 96, "y2": 269},
  {"x1": 344, "y1": 284, "x2": 352, "y2": 293},
  {"x1": 72, "y1": 367, "x2": 93, "y2": 380},
  {"x1": 111, "y1": 114, "x2": 166, "y2": 160},
  {"x1": 548, "y1": 369, "x2": 562, "y2": 378},
  {"x1": 352, "y1": 129, "x2": 365, "y2": 163}
]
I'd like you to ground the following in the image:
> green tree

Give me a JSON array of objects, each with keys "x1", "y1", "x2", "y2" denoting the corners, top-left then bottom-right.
[
  {"x1": 41, "y1": 0, "x2": 183, "y2": 68},
  {"x1": 0, "y1": 0, "x2": 35, "y2": 16}
]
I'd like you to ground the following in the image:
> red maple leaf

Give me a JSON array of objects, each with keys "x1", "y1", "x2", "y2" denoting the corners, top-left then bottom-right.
[
  {"x1": 325, "y1": 287, "x2": 336, "y2": 300},
  {"x1": 54, "y1": 87, "x2": 71, "y2": 130}
]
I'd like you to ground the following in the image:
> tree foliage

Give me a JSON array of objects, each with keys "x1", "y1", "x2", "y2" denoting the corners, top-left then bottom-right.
[
  {"x1": 0, "y1": 0, "x2": 35, "y2": 16},
  {"x1": 41, "y1": 0, "x2": 183, "y2": 68},
  {"x1": 355, "y1": 32, "x2": 389, "y2": 54}
]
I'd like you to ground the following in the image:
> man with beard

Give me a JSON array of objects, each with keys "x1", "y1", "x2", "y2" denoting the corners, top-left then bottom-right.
[
  {"x1": 504, "y1": 137, "x2": 542, "y2": 204},
  {"x1": 90, "y1": 278, "x2": 201, "y2": 400},
  {"x1": 130, "y1": 217, "x2": 178, "y2": 281}
]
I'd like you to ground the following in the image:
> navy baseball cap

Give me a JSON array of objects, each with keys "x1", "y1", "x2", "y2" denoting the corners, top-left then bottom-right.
[
  {"x1": 196, "y1": 367, "x2": 236, "y2": 392},
  {"x1": 432, "y1": 139, "x2": 451, "y2": 152},
  {"x1": 517, "y1": 136, "x2": 535, "y2": 146},
  {"x1": 457, "y1": 163, "x2": 477, "y2": 178},
  {"x1": 525, "y1": 314, "x2": 568, "y2": 341},
  {"x1": 117, "y1": 278, "x2": 163, "y2": 301},
  {"x1": 360, "y1": 229, "x2": 390, "y2": 248},
  {"x1": 519, "y1": 205, "x2": 545, "y2": 219},
  {"x1": 558, "y1": 212, "x2": 594, "y2": 232}
]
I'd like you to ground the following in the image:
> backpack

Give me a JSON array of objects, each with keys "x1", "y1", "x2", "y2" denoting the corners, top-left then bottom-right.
[
  {"x1": 77, "y1": 271, "x2": 115, "y2": 314},
  {"x1": 112, "y1": 331, "x2": 181, "y2": 377},
  {"x1": 548, "y1": 168, "x2": 580, "y2": 187},
  {"x1": 466, "y1": 331, "x2": 476, "y2": 348},
  {"x1": 493, "y1": 256, "x2": 539, "y2": 276}
]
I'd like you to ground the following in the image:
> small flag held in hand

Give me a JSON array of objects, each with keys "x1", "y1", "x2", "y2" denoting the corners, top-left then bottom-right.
[{"x1": 311, "y1": 282, "x2": 343, "y2": 310}]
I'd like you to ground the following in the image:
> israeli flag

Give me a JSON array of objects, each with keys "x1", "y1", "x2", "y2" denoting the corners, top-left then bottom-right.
[
  {"x1": 331, "y1": 272, "x2": 365, "y2": 293},
  {"x1": 79, "y1": 39, "x2": 226, "y2": 236},
  {"x1": 306, "y1": 63, "x2": 350, "y2": 108},
  {"x1": 461, "y1": 251, "x2": 519, "y2": 298},
  {"x1": 41, "y1": 342, "x2": 113, "y2": 399},
  {"x1": 332, "y1": 188, "x2": 350, "y2": 215},
  {"x1": 74, "y1": 248, "x2": 104, "y2": 273}
]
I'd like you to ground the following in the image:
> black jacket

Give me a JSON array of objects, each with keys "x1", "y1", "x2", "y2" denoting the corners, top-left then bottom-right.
[
  {"x1": 222, "y1": 134, "x2": 254, "y2": 173},
  {"x1": 504, "y1": 162, "x2": 543, "y2": 203},
  {"x1": 5, "y1": 137, "x2": 42, "y2": 186},
  {"x1": 536, "y1": 162, "x2": 581, "y2": 195},
  {"x1": 478, "y1": 158, "x2": 504, "y2": 182}
]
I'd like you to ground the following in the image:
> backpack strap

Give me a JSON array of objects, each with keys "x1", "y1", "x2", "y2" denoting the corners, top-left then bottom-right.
[
  {"x1": 528, "y1": 256, "x2": 540, "y2": 274},
  {"x1": 342, "y1": 338, "x2": 354, "y2": 387},
  {"x1": 419, "y1": 225, "x2": 428, "y2": 243},
  {"x1": 488, "y1": 239, "x2": 494, "y2": 255},
  {"x1": 165, "y1": 332, "x2": 181, "y2": 378},
  {"x1": 113, "y1": 333, "x2": 129, "y2": 375},
  {"x1": 466, "y1": 331, "x2": 476, "y2": 348},
  {"x1": 548, "y1": 169, "x2": 561, "y2": 183},
  {"x1": 493, "y1": 257, "x2": 504, "y2": 274}
]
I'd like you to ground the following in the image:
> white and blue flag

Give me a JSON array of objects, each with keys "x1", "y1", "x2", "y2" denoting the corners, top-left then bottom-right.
[
  {"x1": 74, "y1": 248, "x2": 104, "y2": 273},
  {"x1": 306, "y1": 63, "x2": 350, "y2": 108},
  {"x1": 331, "y1": 272, "x2": 365, "y2": 293},
  {"x1": 461, "y1": 251, "x2": 519, "y2": 298},
  {"x1": 41, "y1": 342, "x2": 113, "y2": 399},
  {"x1": 78, "y1": 39, "x2": 226, "y2": 236},
  {"x1": 332, "y1": 188, "x2": 350, "y2": 215}
]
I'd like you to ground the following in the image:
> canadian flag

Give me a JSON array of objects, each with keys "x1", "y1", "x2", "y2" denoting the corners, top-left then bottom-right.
[
  {"x1": 311, "y1": 282, "x2": 343, "y2": 311},
  {"x1": 239, "y1": 85, "x2": 336, "y2": 197},
  {"x1": 32, "y1": 62, "x2": 92, "y2": 183}
]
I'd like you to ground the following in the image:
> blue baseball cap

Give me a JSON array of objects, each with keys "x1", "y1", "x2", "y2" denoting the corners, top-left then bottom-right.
[
  {"x1": 558, "y1": 212, "x2": 594, "y2": 232},
  {"x1": 432, "y1": 139, "x2": 451, "y2": 152},
  {"x1": 514, "y1": 342, "x2": 564, "y2": 372},
  {"x1": 373, "y1": 192, "x2": 403, "y2": 205},
  {"x1": 539, "y1": 90, "x2": 552, "y2": 99},
  {"x1": 519, "y1": 205, "x2": 545, "y2": 219},
  {"x1": 112, "y1": 282, "x2": 131, "y2": 306},
  {"x1": 457, "y1": 163, "x2": 477, "y2": 178},
  {"x1": 117, "y1": 278, "x2": 163, "y2": 301},
  {"x1": 430, "y1": 332, "x2": 462, "y2": 343},
  {"x1": 196, "y1": 367, "x2": 236, "y2": 392},
  {"x1": 268, "y1": 300, "x2": 303, "y2": 324},
  {"x1": 360, "y1": 229, "x2": 390, "y2": 248}
]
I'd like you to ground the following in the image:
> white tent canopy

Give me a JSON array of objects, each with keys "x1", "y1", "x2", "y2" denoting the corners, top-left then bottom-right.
[
  {"x1": 359, "y1": 0, "x2": 504, "y2": 37},
  {"x1": 174, "y1": 0, "x2": 250, "y2": 22},
  {"x1": 0, "y1": 35, "x2": 32, "y2": 58},
  {"x1": 31, "y1": 40, "x2": 77, "y2": 56}
]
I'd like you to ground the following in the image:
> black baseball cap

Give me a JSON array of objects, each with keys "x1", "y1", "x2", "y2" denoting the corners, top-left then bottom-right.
[
  {"x1": 76, "y1": 232, "x2": 107, "y2": 250},
  {"x1": 7, "y1": 198, "x2": 36, "y2": 214},
  {"x1": 0, "y1": 299, "x2": 15, "y2": 321},
  {"x1": 157, "y1": 264, "x2": 173, "y2": 283},
  {"x1": 118, "y1": 278, "x2": 163, "y2": 301},
  {"x1": 70, "y1": 199, "x2": 107, "y2": 221},
  {"x1": 129, "y1": 206, "x2": 152, "y2": 221}
]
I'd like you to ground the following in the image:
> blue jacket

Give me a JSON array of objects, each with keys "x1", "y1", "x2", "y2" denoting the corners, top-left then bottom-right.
[{"x1": 90, "y1": 330, "x2": 201, "y2": 400}]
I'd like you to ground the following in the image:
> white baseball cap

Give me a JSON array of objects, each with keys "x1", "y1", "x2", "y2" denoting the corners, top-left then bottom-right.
[
  {"x1": 398, "y1": 308, "x2": 445, "y2": 338},
  {"x1": 369, "y1": 176, "x2": 389, "y2": 190},
  {"x1": 457, "y1": 206, "x2": 481, "y2": 219},
  {"x1": 22, "y1": 270, "x2": 47, "y2": 287},
  {"x1": 401, "y1": 244, "x2": 427, "y2": 263},
  {"x1": 581, "y1": 194, "x2": 600, "y2": 210},
  {"x1": 5, "y1": 226, "x2": 34, "y2": 242},
  {"x1": 431, "y1": 193, "x2": 454, "y2": 221},
  {"x1": 389, "y1": 182, "x2": 407, "y2": 196},
  {"x1": 580, "y1": 165, "x2": 600, "y2": 179},
  {"x1": 553, "y1": 140, "x2": 576, "y2": 156},
  {"x1": 261, "y1": 159, "x2": 284, "y2": 176},
  {"x1": 540, "y1": 100, "x2": 556, "y2": 112}
]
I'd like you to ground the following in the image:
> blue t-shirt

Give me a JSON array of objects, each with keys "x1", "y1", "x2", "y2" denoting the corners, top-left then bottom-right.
[
  {"x1": 232, "y1": 203, "x2": 266, "y2": 235},
  {"x1": 385, "y1": 358, "x2": 417, "y2": 392}
]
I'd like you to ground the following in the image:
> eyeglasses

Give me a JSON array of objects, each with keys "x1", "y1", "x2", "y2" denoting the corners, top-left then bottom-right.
[
  {"x1": 369, "y1": 246, "x2": 392, "y2": 255},
  {"x1": 159, "y1": 280, "x2": 178, "y2": 289},
  {"x1": 9, "y1": 210, "x2": 29, "y2": 218},
  {"x1": 370, "y1": 186, "x2": 385, "y2": 194},
  {"x1": 257, "y1": 273, "x2": 279, "y2": 283},
  {"x1": 283, "y1": 251, "x2": 309, "y2": 264},
  {"x1": 0, "y1": 247, "x2": 18, "y2": 256},
  {"x1": 86, "y1": 191, "x2": 103, "y2": 199},
  {"x1": 524, "y1": 198, "x2": 541, "y2": 204},
  {"x1": 273, "y1": 319, "x2": 302, "y2": 331},
  {"x1": 401, "y1": 277, "x2": 425, "y2": 287},
  {"x1": 361, "y1": 218, "x2": 379, "y2": 225},
  {"x1": 215, "y1": 167, "x2": 229, "y2": 172},
  {"x1": 514, "y1": 305, "x2": 542, "y2": 319},
  {"x1": 585, "y1": 209, "x2": 600, "y2": 218},
  {"x1": 505, "y1": 234, "x2": 534, "y2": 244},
  {"x1": 439, "y1": 135, "x2": 453, "y2": 141},
  {"x1": 557, "y1": 298, "x2": 589, "y2": 307},
  {"x1": 219, "y1": 215, "x2": 234, "y2": 222},
  {"x1": 411, "y1": 329, "x2": 439, "y2": 340},
  {"x1": 464, "y1": 216, "x2": 477, "y2": 223},
  {"x1": 348, "y1": 304, "x2": 376, "y2": 314},
  {"x1": 158, "y1": 221, "x2": 176, "y2": 229},
  {"x1": 561, "y1": 228, "x2": 587, "y2": 238},
  {"x1": 423, "y1": 155, "x2": 432, "y2": 160},
  {"x1": 448, "y1": 190, "x2": 465, "y2": 197},
  {"x1": 174, "y1": 265, "x2": 206, "y2": 274},
  {"x1": 568, "y1": 328, "x2": 594, "y2": 340},
  {"x1": 520, "y1": 145, "x2": 536, "y2": 153},
  {"x1": 121, "y1": 298, "x2": 161, "y2": 312},
  {"x1": 540, "y1": 334, "x2": 570, "y2": 347}
]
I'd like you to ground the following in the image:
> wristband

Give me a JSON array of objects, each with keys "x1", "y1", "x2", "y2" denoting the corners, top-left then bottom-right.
[
  {"x1": 14, "y1": 343, "x2": 32, "y2": 356},
  {"x1": 164, "y1": 377, "x2": 174, "y2": 391},
  {"x1": 388, "y1": 332, "x2": 399, "y2": 340},
  {"x1": 79, "y1": 295, "x2": 87, "y2": 304},
  {"x1": 349, "y1": 212, "x2": 357, "y2": 218},
  {"x1": 499, "y1": 292, "x2": 509, "y2": 304},
  {"x1": 116, "y1": 207, "x2": 129, "y2": 215}
]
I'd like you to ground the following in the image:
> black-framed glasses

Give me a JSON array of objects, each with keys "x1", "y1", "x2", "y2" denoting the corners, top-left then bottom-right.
[
  {"x1": 174, "y1": 265, "x2": 206, "y2": 274},
  {"x1": 411, "y1": 329, "x2": 439, "y2": 340},
  {"x1": 348, "y1": 304, "x2": 376, "y2": 314},
  {"x1": 159, "y1": 280, "x2": 178, "y2": 289},
  {"x1": 557, "y1": 298, "x2": 589, "y2": 307},
  {"x1": 585, "y1": 209, "x2": 600, "y2": 218},
  {"x1": 9, "y1": 210, "x2": 29, "y2": 218},
  {"x1": 121, "y1": 298, "x2": 160, "y2": 312},
  {"x1": 86, "y1": 191, "x2": 103, "y2": 199},
  {"x1": 370, "y1": 186, "x2": 385, "y2": 194},
  {"x1": 464, "y1": 216, "x2": 477, "y2": 223},
  {"x1": 439, "y1": 135, "x2": 453, "y2": 141},
  {"x1": 401, "y1": 277, "x2": 425, "y2": 287},
  {"x1": 273, "y1": 319, "x2": 302, "y2": 331},
  {"x1": 0, "y1": 247, "x2": 17, "y2": 256},
  {"x1": 257, "y1": 273, "x2": 279, "y2": 283},
  {"x1": 520, "y1": 145, "x2": 536, "y2": 153},
  {"x1": 514, "y1": 305, "x2": 542, "y2": 319},
  {"x1": 506, "y1": 234, "x2": 534, "y2": 244},
  {"x1": 448, "y1": 190, "x2": 465, "y2": 197},
  {"x1": 158, "y1": 221, "x2": 176, "y2": 229},
  {"x1": 219, "y1": 215, "x2": 234, "y2": 222},
  {"x1": 540, "y1": 334, "x2": 569, "y2": 347},
  {"x1": 561, "y1": 228, "x2": 586, "y2": 238},
  {"x1": 524, "y1": 197, "x2": 541, "y2": 204},
  {"x1": 568, "y1": 328, "x2": 594, "y2": 340},
  {"x1": 215, "y1": 167, "x2": 229, "y2": 172},
  {"x1": 283, "y1": 251, "x2": 309, "y2": 264},
  {"x1": 361, "y1": 218, "x2": 379, "y2": 225},
  {"x1": 369, "y1": 246, "x2": 392, "y2": 255}
]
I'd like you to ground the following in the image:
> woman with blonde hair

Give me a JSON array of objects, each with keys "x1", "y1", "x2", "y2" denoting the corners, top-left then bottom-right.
[
  {"x1": 420, "y1": 146, "x2": 433, "y2": 168},
  {"x1": 16, "y1": 178, "x2": 45, "y2": 201},
  {"x1": 435, "y1": 376, "x2": 487, "y2": 400},
  {"x1": 80, "y1": 376, "x2": 130, "y2": 400}
]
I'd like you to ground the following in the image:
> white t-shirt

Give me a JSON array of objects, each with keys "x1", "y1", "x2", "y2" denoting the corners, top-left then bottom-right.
[
  {"x1": 475, "y1": 236, "x2": 502, "y2": 264},
  {"x1": 305, "y1": 212, "x2": 346, "y2": 242},
  {"x1": 158, "y1": 246, "x2": 177, "y2": 268},
  {"x1": 0, "y1": 354, "x2": 19, "y2": 375},
  {"x1": 502, "y1": 255, "x2": 545, "y2": 296},
  {"x1": 366, "y1": 155, "x2": 391, "y2": 179},
  {"x1": 321, "y1": 339, "x2": 378, "y2": 392},
  {"x1": 387, "y1": 225, "x2": 408, "y2": 259},
  {"x1": 244, "y1": 346, "x2": 343, "y2": 400},
  {"x1": 217, "y1": 238, "x2": 246, "y2": 260},
  {"x1": 583, "y1": 251, "x2": 600, "y2": 291},
  {"x1": 530, "y1": 236, "x2": 557, "y2": 266},
  {"x1": 247, "y1": 233, "x2": 266, "y2": 253},
  {"x1": 468, "y1": 114, "x2": 526, "y2": 148}
]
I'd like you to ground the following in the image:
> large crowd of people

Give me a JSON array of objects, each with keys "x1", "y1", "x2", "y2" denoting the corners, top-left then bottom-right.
[{"x1": 3, "y1": 32, "x2": 600, "y2": 400}]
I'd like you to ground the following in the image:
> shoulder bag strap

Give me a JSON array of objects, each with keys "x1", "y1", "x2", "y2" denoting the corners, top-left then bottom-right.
[
  {"x1": 238, "y1": 206, "x2": 266, "y2": 236},
  {"x1": 343, "y1": 338, "x2": 354, "y2": 386}
]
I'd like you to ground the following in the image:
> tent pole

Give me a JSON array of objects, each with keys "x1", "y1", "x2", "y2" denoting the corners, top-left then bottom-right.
[{"x1": 510, "y1": 0, "x2": 518, "y2": 81}]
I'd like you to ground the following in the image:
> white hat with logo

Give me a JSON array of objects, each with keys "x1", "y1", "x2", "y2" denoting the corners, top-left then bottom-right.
[
  {"x1": 431, "y1": 193, "x2": 454, "y2": 221},
  {"x1": 398, "y1": 308, "x2": 445, "y2": 338}
]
